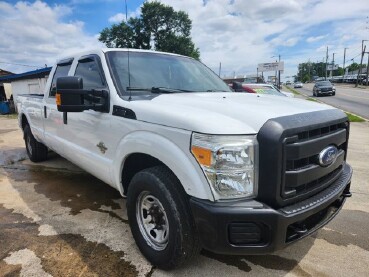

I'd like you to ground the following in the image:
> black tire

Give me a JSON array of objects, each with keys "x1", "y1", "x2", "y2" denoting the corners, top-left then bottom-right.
[
  {"x1": 126, "y1": 166, "x2": 200, "y2": 269},
  {"x1": 332, "y1": 92, "x2": 335, "y2": 96},
  {"x1": 313, "y1": 91, "x2": 316, "y2": 97},
  {"x1": 24, "y1": 125, "x2": 48, "y2": 162}
]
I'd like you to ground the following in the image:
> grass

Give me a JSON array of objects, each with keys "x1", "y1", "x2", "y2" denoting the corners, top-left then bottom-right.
[
  {"x1": 306, "y1": 97, "x2": 318, "y2": 102},
  {"x1": 284, "y1": 85, "x2": 301, "y2": 96},
  {"x1": 345, "y1": 112, "x2": 365, "y2": 122}
]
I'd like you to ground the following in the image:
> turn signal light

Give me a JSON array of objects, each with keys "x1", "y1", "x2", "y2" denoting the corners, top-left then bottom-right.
[
  {"x1": 191, "y1": 146, "x2": 212, "y2": 167},
  {"x1": 55, "y1": 93, "x2": 61, "y2": 106}
]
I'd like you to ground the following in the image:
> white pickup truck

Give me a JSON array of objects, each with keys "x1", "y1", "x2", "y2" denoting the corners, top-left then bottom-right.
[{"x1": 17, "y1": 49, "x2": 352, "y2": 269}]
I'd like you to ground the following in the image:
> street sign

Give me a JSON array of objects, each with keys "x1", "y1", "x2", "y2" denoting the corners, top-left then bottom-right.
[
  {"x1": 326, "y1": 64, "x2": 339, "y2": 70},
  {"x1": 258, "y1": 62, "x2": 284, "y2": 72}
]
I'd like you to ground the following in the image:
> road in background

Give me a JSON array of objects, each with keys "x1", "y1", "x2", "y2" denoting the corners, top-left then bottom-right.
[{"x1": 293, "y1": 83, "x2": 369, "y2": 120}]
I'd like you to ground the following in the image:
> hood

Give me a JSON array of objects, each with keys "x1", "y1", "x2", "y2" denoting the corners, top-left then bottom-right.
[
  {"x1": 131, "y1": 92, "x2": 335, "y2": 134},
  {"x1": 317, "y1": 85, "x2": 334, "y2": 89}
]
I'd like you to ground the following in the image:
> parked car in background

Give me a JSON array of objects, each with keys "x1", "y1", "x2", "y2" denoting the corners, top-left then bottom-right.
[
  {"x1": 294, "y1": 82, "x2": 303, "y2": 88},
  {"x1": 232, "y1": 82, "x2": 287, "y2": 97},
  {"x1": 286, "y1": 81, "x2": 291, "y2": 85},
  {"x1": 313, "y1": 81, "x2": 336, "y2": 96}
]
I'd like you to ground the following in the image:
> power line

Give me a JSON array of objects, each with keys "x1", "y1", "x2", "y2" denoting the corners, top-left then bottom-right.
[
  {"x1": 347, "y1": 52, "x2": 363, "y2": 62},
  {"x1": 0, "y1": 61, "x2": 41, "y2": 68}
]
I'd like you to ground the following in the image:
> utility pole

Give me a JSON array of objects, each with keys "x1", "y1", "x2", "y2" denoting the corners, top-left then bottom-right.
[
  {"x1": 271, "y1": 55, "x2": 281, "y2": 88},
  {"x1": 331, "y1": 52, "x2": 336, "y2": 78},
  {"x1": 356, "y1": 44, "x2": 366, "y2": 87},
  {"x1": 322, "y1": 57, "x2": 325, "y2": 78},
  {"x1": 356, "y1": 40, "x2": 368, "y2": 87},
  {"x1": 325, "y1": 46, "x2": 328, "y2": 80},
  {"x1": 278, "y1": 54, "x2": 281, "y2": 89},
  {"x1": 366, "y1": 53, "x2": 369, "y2": 86},
  {"x1": 343, "y1": 47, "x2": 348, "y2": 75}
]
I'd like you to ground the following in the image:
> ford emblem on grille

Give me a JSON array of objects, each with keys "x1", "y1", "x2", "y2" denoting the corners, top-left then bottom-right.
[{"x1": 318, "y1": 145, "x2": 338, "y2": 167}]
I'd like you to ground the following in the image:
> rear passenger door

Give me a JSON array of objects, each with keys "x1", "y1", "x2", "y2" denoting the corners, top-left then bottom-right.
[
  {"x1": 62, "y1": 55, "x2": 113, "y2": 184},
  {"x1": 43, "y1": 58, "x2": 73, "y2": 153}
]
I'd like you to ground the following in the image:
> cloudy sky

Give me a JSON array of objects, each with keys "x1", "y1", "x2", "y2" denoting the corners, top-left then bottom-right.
[{"x1": 1, "y1": 0, "x2": 369, "y2": 80}]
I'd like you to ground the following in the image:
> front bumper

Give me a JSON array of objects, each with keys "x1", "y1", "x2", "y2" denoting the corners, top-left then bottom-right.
[
  {"x1": 190, "y1": 163, "x2": 352, "y2": 255},
  {"x1": 317, "y1": 89, "x2": 334, "y2": 94}
]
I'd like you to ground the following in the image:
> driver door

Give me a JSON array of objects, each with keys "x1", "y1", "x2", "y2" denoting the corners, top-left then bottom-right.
[{"x1": 61, "y1": 54, "x2": 113, "y2": 184}]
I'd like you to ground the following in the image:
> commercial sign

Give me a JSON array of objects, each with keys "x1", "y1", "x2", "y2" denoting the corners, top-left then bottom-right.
[
  {"x1": 258, "y1": 62, "x2": 284, "y2": 72},
  {"x1": 326, "y1": 64, "x2": 339, "y2": 70}
]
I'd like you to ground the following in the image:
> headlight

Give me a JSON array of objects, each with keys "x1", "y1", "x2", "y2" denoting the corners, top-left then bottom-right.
[
  {"x1": 332, "y1": 87, "x2": 336, "y2": 91},
  {"x1": 191, "y1": 133, "x2": 258, "y2": 200}
]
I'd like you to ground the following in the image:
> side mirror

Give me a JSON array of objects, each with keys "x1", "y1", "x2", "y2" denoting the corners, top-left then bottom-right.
[{"x1": 56, "y1": 76, "x2": 108, "y2": 112}]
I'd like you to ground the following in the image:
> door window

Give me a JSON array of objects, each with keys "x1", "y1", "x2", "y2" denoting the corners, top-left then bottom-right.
[
  {"x1": 75, "y1": 58, "x2": 105, "y2": 90},
  {"x1": 49, "y1": 61, "x2": 73, "y2": 97},
  {"x1": 74, "y1": 56, "x2": 107, "y2": 108}
]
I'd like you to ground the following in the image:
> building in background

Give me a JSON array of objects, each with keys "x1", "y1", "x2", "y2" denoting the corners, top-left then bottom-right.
[
  {"x1": 0, "y1": 69, "x2": 14, "y2": 101},
  {"x1": 0, "y1": 67, "x2": 52, "y2": 102}
]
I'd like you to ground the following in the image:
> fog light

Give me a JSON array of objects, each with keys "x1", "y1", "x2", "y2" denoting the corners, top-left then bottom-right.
[{"x1": 229, "y1": 223, "x2": 262, "y2": 245}]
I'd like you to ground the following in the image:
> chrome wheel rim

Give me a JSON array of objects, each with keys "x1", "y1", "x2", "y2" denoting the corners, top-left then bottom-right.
[
  {"x1": 136, "y1": 191, "x2": 169, "y2": 251},
  {"x1": 26, "y1": 135, "x2": 32, "y2": 155}
]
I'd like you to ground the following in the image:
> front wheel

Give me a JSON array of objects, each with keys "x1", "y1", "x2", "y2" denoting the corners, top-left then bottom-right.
[
  {"x1": 126, "y1": 166, "x2": 200, "y2": 269},
  {"x1": 24, "y1": 125, "x2": 48, "y2": 162}
]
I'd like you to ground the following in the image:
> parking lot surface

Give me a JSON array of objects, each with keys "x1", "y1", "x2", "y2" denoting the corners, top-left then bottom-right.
[{"x1": 1, "y1": 116, "x2": 369, "y2": 277}]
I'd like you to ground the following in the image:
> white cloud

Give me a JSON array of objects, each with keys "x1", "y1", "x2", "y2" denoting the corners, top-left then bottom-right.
[
  {"x1": 109, "y1": 13, "x2": 125, "y2": 23},
  {"x1": 155, "y1": 0, "x2": 369, "y2": 79},
  {"x1": 0, "y1": 1, "x2": 102, "y2": 73},
  {"x1": 307, "y1": 35, "x2": 327, "y2": 43},
  {"x1": 3, "y1": 0, "x2": 369, "y2": 80},
  {"x1": 108, "y1": 6, "x2": 142, "y2": 23}
]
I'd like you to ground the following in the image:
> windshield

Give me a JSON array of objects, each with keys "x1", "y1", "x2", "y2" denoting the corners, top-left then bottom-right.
[
  {"x1": 317, "y1": 81, "x2": 332, "y2": 86},
  {"x1": 106, "y1": 51, "x2": 231, "y2": 97},
  {"x1": 246, "y1": 85, "x2": 285, "y2": 96}
]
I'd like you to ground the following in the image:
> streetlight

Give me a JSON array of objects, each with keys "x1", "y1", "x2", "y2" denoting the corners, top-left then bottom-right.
[{"x1": 271, "y1": 55, "x2": 281, "y2": 88}]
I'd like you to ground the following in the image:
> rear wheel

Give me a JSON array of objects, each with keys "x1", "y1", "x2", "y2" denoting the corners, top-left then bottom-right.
[
  {"x1": 126, "y1": 166, "x2": 200, "y2": 269},
  {"x1": 24, "y1": 125, "x2": 48, "y2": 162}
]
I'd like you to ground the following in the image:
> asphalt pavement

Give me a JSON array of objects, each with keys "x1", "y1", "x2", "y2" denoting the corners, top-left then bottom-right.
[
  {"x1": 1, "y1": 116, "x2": 369, "y2": 277},
  {"x1": 292, "y1": 83, "x2": 369, "y2": 120}
]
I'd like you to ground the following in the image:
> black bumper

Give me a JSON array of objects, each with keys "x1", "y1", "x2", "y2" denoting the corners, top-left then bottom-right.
[{"x1": 190, "y1": 163, "x2": 352, "y2": 255}]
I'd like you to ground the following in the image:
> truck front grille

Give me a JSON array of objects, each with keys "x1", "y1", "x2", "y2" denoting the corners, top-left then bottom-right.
[
  {"x1": 282, "y1": 122, "x2": 348, "y2": 201},
  {"x1": 256, "y1": 109, "x2": 349, "y2": 208}
]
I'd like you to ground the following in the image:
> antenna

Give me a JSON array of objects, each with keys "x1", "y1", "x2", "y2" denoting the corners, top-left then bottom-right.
[{"x1": 125, "y1": 0, "x2": 132, "y2": 101}]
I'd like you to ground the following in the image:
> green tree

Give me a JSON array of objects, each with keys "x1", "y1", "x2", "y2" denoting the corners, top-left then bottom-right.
[
  {"x1": 346, "y1": 62, "x2": 367, "y2": 73},
  {"x1": 99, "y1": 1, "x2": 200, "y2": 59}
]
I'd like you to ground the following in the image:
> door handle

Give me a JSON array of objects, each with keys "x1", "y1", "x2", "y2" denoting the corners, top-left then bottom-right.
[{"x1": 44, "y1": 106, "x2": 47, "y2": 118}]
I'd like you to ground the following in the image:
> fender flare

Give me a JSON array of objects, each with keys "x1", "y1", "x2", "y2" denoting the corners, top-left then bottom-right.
[{"x1": 112, "y1": 130, "x2": 214, "y2": 201}]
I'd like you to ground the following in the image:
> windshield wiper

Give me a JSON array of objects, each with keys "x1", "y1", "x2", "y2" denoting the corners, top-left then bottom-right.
[
  {"x1": 126, "y1": 87, "x2": 192, "y2": 94},
  {"x1": 205, "y1": 89, "x2": 229, "y2": 92}
]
